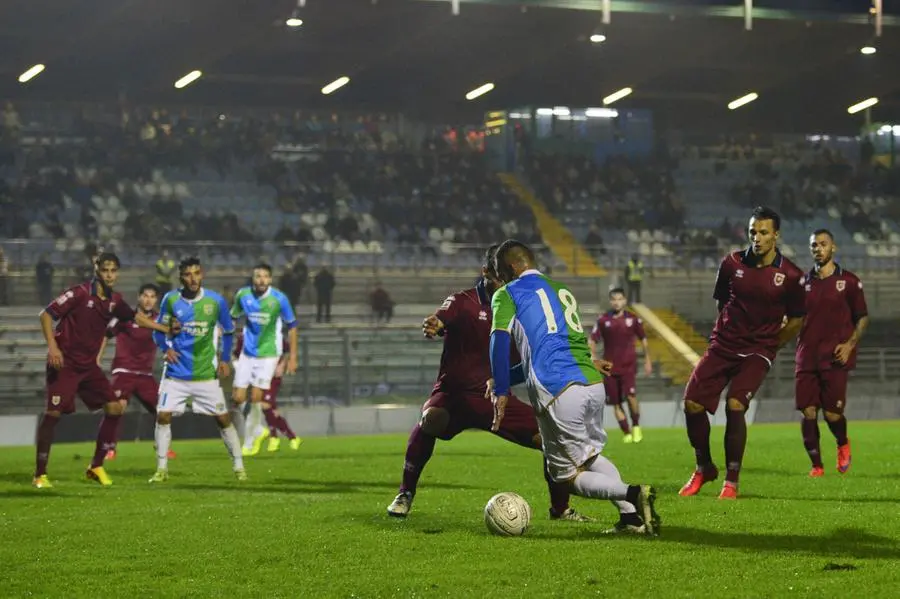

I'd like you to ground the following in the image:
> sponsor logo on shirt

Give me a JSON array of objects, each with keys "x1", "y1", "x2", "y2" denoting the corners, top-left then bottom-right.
[
  {"x1": 735, "y1": 269, "x2": 744, "y2": 278},
  {"x1": 110, "y1": 302, "x2": 116, "y2": 313},
  {"x1": 249, "y1": 312, "x2": 272, "y2": 325},
  {"x1": 183, "y1": 321, "x2": 212, "y2": 337},
  {"x1": 478, "y1": 310, "x2": 488, "y2": 321},
  {"x1": 87, "y1": 300, "x2": 94, "y2": 308}
]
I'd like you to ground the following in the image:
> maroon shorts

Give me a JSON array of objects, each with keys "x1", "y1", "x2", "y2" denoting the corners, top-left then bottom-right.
[
  {"x1": 423, "y1": 390, "x2": 539, "y2": 447},
  {"x1": 795, "y1": 370, "x2": 849, "y2": 414},
  {"x1": 110, "y1": 373, "x2": 159, "y2": 413},
  {"x1": 46, "y1": 364, "x2": 116, "y2": 414},
  {"x1": 603, "y1": 371, "x2": 637, "y2": 405},
  {"x1": 263, "y1": 377, "x2": 283, "y2": 408},
  {"x1": 683, "y1": 349, "x2": 771, "y2": 414}
]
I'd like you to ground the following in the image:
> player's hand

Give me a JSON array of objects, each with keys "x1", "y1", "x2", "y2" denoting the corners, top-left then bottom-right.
[
  {"x1": 593, "y1": 359, "x2": 613, "y2": 375},
  {"x1": 165, "y1": 349, "x2": 180, "y2": 364},
  {"x1": 644, "y1": 359, "x2": 653, "y2": 377},
  {"x1": 422, "y1": 315, "x2": 445, "y2": 338},
  {"x1": 274, "y1": 360, "x2": 287, "y2": 378},
  {"x1": 286, "y1": 354, "x2": 298, "y2": 376},
  {"x1": 217, "y1": 362, "x2": 231, "y2": 379},
  {"x1": 169, "y1": 319, "x2": 182, "y2": 335},
  {"x1": 491, "y1": 395, "x2": 509, "y2": 432},
  {"x1": 47, "y1": 344, "x2": 64, "y2": 370},
  {"x1": 833, "y1": 341, "x2": 855, "y2": 365},
  {"x1": 484, "y1": 378, "x2": 495, "y2": 400}
]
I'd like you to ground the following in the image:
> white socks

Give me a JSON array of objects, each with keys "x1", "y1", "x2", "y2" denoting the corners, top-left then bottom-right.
[
  {"x1": 155, "y1": 423, "x2": 172, "y2": 471},
  {"x1": 221, "y1": 425, "x2": 244, "y2": 471},
  {"x1": 572, "y1": 455, "x2": 636, "y2": 514},
  {"x1": 242, "y1": 403, "x2": 265, "y2": 450}
]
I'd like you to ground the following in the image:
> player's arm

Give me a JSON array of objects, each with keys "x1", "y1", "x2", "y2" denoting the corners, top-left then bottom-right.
[
  {"x1": 279, "y1": 293, "x2": 299, "y2": 374},
  {"x1": 777, "y1": 274, "x2": 806, "y2": 351},
  {"x1": 835, "y1": 278, "x2": 869, "y2": 364},
  {"x1": 634, "y1": 318, "x2": 653, "y2": 376},
  {"x1": 230, "y1": 290, "x2": 245, "y2": 324},
  {"x1": 712, "y1": 256, "x2": 733, "y2": 313},
  {"x1": 423, "y1": 294, "x2": 460, "y2": 338},
  {"x1": 153, "y1": 296, "x2": 178, "y2": 363},
  {"x1": 40, "y1": 287, "x2": 83, "y2": 370},
  {"x1": 489, "y1": 288, "x2": 517, "y2": 431},
  {"x1": 217, "y1": 295, "x2": 236, "y2": 377}
]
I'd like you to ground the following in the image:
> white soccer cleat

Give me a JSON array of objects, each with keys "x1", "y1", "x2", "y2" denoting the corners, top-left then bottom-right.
[
  {"x1": 387, "y1": 491, "x2": 413, "y2": 518},
  {"x1": 549, "y1": 507, "x2": 595, "y2": 522}
]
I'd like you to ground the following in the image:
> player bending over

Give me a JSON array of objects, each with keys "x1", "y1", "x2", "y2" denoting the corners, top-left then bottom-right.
[
  {"x1": 230, "y1": 263, "x2": 299, "y2": 457},
  {"x1": 234, "y1": 332, "x2": 301, "y2": 452},
  {"x1": 149, "y1": 257, "x2": 245, "y2": 482},
  {"x1": 33, "y1": 252, "x2": 174, "y2": 488},
  {"x1": 680, "y1": 206, "x2": 805, "y2": 499},
  {"x1": 796, "y1": 229, "x2": 867, "y2": 476},
  {"x1": 589, "y1": 287, "x2": 653, "y2": 443},
  {"x1": 489, "y1": 240, "x2": 660, "y2": 535},
  {"x1": 98, "y1": 283, "x2": 177, "y2": 461},
  {"x1": 387, "y1": 246, "x2": 593, "y2": 523}
]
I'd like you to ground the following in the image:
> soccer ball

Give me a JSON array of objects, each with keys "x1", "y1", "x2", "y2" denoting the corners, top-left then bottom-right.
[{"x1": 484, "y1": 492, "x2": 532, "y2": 536}]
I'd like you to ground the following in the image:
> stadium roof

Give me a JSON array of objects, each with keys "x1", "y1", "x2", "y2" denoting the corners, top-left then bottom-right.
[{"x1": 1, "y1": 0, "x2": 899, "y2": 133}]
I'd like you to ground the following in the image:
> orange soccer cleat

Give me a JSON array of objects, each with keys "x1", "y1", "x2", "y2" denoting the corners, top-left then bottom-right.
[
  {"x1": 837, "y1": 441, "x2": 851, "y2": 474},
  {"x1": 679, "y1": 465, "x2": 719, "y2": 497},
  {"x1": 809, "y1": 466, "x2": 825, "y2": 478},
  {"x1": 718, "y1": 482, "x2": 738, "y2": 500}
]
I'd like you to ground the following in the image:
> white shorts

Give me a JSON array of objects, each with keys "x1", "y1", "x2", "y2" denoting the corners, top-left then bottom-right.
[
  {"x1": 158, "y1": 379, "x2": 228, "y2": 416},
  {"x1": 536, "y1": 383, "x2": 609, "y2": 483},
  {"x1": 233, "y1": 355, "x2": 279, "y2": 390}
]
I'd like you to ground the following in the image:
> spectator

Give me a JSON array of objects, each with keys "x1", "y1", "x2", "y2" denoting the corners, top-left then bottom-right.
[
  {"x1": 369, "y1": 281, "x2": 394, "y2": 324},
  {"x1": 35, "y1": 254, "x2": 54, "y2": 305},
  {"x1": 155, "y1": 249, "x2": 176, "y2": 295},
  {"x1": 0, "y1": 247, "x2": 8, "y2": 305},
  {"x1": 624, "y1": 253, "x2": 644, "y2": 304},
  {"x1": 314, "y1": 267, "x2": 335, "y2": 324}
]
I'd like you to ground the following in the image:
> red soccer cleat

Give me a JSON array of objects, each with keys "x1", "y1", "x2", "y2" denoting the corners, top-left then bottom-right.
[
  {"x1": 809, "y1": 466, "x2": 825, "y2": 478},
  {"x1": 679, "y1": 465, "x2": 719, "y2": 497},
  {"x1": 837, "y1": 440, "x2": 851, "y2": 474},
  {"x1": 718, "y1": 482, "x2": 738, "y2": 500},
  {"x1": 105, "y1": 450, "x2": 117, "y2": 461},
  {"x1": 167, "y1": 449, "x2": 177, "y2": 460}
]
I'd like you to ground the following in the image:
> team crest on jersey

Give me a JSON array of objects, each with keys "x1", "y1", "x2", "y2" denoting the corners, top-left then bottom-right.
[
  {"x1": 836, "y1": 280, "x2": 845, "y2": 292},
  {"x1": 51, "y1": 395, "x2": 61, "y2": 406},
  {"x1": 478, "y1": 310, "x2": 488, "y2": 321},
  {"x1": 625, "y1": 318, "x2": 633, "y2": 327},
  {"x1": 87, "y1": 300, "x2": 94, "y2": 308},
  {"x1": 204, "y1": 304, "x2": 214, "y2": 315},
  {"x1": 805, "y1": 284, "x2": 811, "y2": 292},
  {"x1": 114, "y1": 389, "x2": 121, "y2": 398},
  {"x1": 773, "y1": 273, "x2": 785, "y2": 286},
  {"x1": 109, "y1": 302, "x2": 116, "y2": 313},
  {"x1": 735, "y1": 269, "x2": 744, "y2": 278},
  {"x1": 604, "y1": 321, "x2": 611, "y2": 328}
]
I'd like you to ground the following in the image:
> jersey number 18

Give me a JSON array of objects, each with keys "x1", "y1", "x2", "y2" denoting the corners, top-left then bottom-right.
[{"x1": 535, "y1": 288, "x2": 583, "y2": 334}]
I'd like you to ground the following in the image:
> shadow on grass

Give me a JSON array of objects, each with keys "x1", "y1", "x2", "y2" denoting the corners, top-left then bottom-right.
[{"x1": 160, "y1": 479, "x2": 482, "y2": 494}]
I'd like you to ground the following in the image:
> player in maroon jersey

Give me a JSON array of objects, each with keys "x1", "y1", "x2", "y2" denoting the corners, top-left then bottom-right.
[
  {"x1": 589, "y1": 287, "x2": 653, "y2": 443},
  {"x1": 96, "y1": 283, "x2": 177, "y2": 461},
  {"x1": 796, "y1": 229, "x2": 868, "y2": 477},
  {"x1": 680, "y1": 207, "x2": 806, "y2": 499},
  {"x1": 33, "y1": 253, "x2": 175, "y2": 488},
  {"x1": 386, "y1": 246, "x2": 595, "y2": 522}
]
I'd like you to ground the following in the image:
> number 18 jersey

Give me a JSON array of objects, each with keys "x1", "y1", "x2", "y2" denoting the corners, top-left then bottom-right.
[{"x1": 491, "y1": 270, "x2": 603, "y2": 403}]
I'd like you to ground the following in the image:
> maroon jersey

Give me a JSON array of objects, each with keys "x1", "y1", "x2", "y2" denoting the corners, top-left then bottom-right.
[
  {"x1": 590, "y1": 310, "x2": 646, "y2": 374},
  {"x1": 432, "y1": 283, "x2": 508, "y2": 396},
  {"x1": 108, "y1": 311, "x2": 159, "y2": 376},
  {"x1": 796, "y1": 266, "x2": 867, "y2": 372},
  {"x1": 711, "y1": 249, "x2": 806, "y2": 361},
  {"x1": 45, "y1": 281, "x2": 136, "y2": 370}
]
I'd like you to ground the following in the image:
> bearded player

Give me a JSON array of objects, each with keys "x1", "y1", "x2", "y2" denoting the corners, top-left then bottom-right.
[
  {"x1": 387, "y1": 246, "x2": 593, "y2": 522},
  {"x1": 796, "y1": 229, "x2": 867, "y2": 476},
  {"x1": 680, "y1": 206, "x2": 805, "y2": 499},
  {"x1": 589, "y1": 287, "x2": 653, "y2": 443},
  {"x1": 97, "y1": 283, "x2": 177, "y2": 461}
]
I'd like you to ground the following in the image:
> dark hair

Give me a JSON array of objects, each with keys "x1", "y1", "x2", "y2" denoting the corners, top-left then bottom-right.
[
  {"x1": 253, "y1": 263, "x2": 273, "y2": 275},
  {"x1": 139, "y1": 283, "x2": 160, "y2": 296},
  {"x1": 179, "y1": 256, "x2": 201, "y2": 274},
  {"x1": 750, "y1": 206, "x2": 781, "y2": 232},
  {"x1": 609, "y1": 287, "x2": 626, "y2": 298},
  {"x1": 95, "y1": 252, "x2": 120, "y2": 268},
  {"x1": 483, "y1": 244, "x2": 500, "y2": 275},
  {"x1": 812, "y1": 228, "x2": 834, "y2": 241}
]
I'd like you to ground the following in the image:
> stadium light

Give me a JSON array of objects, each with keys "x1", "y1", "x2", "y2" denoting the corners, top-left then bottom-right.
[
  {"x1": 603, "y1": 87, "x2": 633, "y2": 105},
  {"x1": 860, "y1": 46, "x2": 877, "y2": 55},
  {"x1": 321, "y1": 76, "x2": 350, "y2": 95},
  {"x1": 173, "y1": 70, "x2": 202, "y2": 89},
  {"x1": 465, "y1": 82, "x2": 495, "y2": 101},
  {"x1": 847, "y1": 97, "x2": 878, "y2": 114},
  {"x1": 727, "y1": 92, "x2": 759, "y2": 110},
  {"x1": 585, "y1": 108, "x2": 618, "y2": 118},
  {"x1": 18, "y1": 64, "x2": 45, "y2": 84},
  {"x1": 536, "y1": 108, "x2": 553, "y2": 116},
  {"x1": 285, "y1": 17, "x2": 303, "y2": 27},
  {"x1": 590, "y1": 34, "x2": 606, "y2": 44}
]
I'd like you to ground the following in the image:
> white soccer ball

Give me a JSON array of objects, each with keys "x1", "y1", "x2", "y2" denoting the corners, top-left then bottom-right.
[{"x1": 484, "y1": 492, "x2": 532, "y2": 536}]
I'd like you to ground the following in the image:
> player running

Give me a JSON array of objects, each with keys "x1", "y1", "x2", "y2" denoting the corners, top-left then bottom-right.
[
  {"x1": 33, "y1": 252, "x2": 174, "y2": 488},
  {"x1": 488, "y1": 240, "x2": 659, "y2": 535},
  {"x1": 589, "y1": 287, "x2": 653, "y2": 443},
  {"x1": 229, "y1": 263, "x2": 299, "y2": 456},
  {"x1": 234, "y1": 332, "x2": 301, "y2": 453},
  {"x1": 387, "y1": 246, "x2": 593, "y2": 523},
  {"x1": 796, "y1": 229, "x2": 867, "y2": 476},
  {"x1": 149, "y1": 257, "x2": 245, "y2": 482},
  {"x1": 680, "y1": 206, "x2": 805, "y2": 499},
  {"x1": 97, "y1": 283, "x2": 177, "y2": 461}
]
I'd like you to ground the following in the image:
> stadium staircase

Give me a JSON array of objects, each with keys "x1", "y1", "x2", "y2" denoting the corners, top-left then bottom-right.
[
  {"x1": 498, "y1": 173, "x2": 606, "y2": 277},
  {"x1": 629, "y1": 305, "x2": 708, "y2": 386}
]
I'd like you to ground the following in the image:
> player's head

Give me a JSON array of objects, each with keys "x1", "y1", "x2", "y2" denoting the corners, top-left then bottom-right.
[
  {"x1": 494, "y1": 239, "x2": 537, "y2": 284},
  {"x1": 94, "y1": 252, "x2": 121, "y2": 290},
  {"x1": 178, "y1": 256, "x2": 203, "y2": 294},
  {"x1": 251, "y1": 263, "x2": 273, "y2": 295},
  {"x1": 748, "y1": 206, "x2": 781, "y2": 258},
  {"x1": 137, "y1": 283, "x2": 159, "y2": 312},
  {"x1": 809, "y1": 228, "x2": 836, "y2": 267},
  {"x1": 608, "y1": 287, "x2": 627, "y2": 312},
  {"x1": 481, "y1": 244, "x2": 502, "y2": 295}
]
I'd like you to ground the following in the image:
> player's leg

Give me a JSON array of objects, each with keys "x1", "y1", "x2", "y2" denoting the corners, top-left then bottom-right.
[
  {"x1": 106, "y1": 373, "x2": 136, "y2": 461},
  {"x1": 133, "y1": 375, "x2": 177, "y2": 460},
  {"x1": 248, "y1": 358, "x2": 282, "y2": 454},
  {"x1": 623, "y1": 370, "x2": 642, "y2": 442},
  {"x1": 34, "y1": 366, "x2": 80, "y2": 487},
  {"x1": 719, "y1": 355, "x2": 771, "y2": 499},
  {"x1": 605, "y1": 376, "x2": 632, "y2": 441},
  {"x1": 191, "y1": 381, "x2": 246, "y2": 479},
  {"x1": 821, "y1": 370, "x2": 851, "y2": 473},
  {"x1": 679, "y1": 351, "x2": 731, "y2": 496},
  {"x1": 242, "y1": 385, "x2": 270, "y2": 456},
  {"x1": 795, "y1": 371, "x2": 824, "y2": 476},
  {"x1": 80, "y1": 366, "x2": 125, "y2": 485},
  {"x1": 231, "y1": 356, "x2": 257, "y2": 449},
  {"x1": 150, "y1": 378, "x2": 189, "y2": 481},
  {"x1": 261, "y1": 378, "x2": 301, "y2": 451}
]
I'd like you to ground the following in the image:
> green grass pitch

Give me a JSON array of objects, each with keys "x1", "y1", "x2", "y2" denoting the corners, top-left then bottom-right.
[{"x1": 2, "y1": 423, "x2": 900, "y2": 598}]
